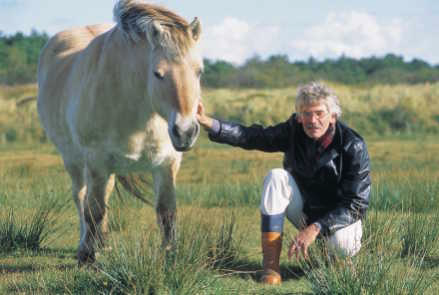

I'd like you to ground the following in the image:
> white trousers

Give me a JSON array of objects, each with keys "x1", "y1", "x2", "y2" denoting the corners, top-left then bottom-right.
[{"x1": 260, "y1": 168, "x2": 362, "y2": 257}]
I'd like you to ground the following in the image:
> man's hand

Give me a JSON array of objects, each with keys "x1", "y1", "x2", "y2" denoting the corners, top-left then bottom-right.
[
  {"x1": 288, "y1": 223, "x2": 321, "y2": 260},
  {"x1": 196, "y1": 102, "x2": 213, "y2": 129}
]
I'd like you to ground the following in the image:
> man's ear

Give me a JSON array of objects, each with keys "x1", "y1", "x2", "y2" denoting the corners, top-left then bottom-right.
[
  {"x1": 329, "y1": 113, "x2": 337, "y2": 124},
  {"x1": 296, "y1": 114, "x2": 303, "y2": 123}
]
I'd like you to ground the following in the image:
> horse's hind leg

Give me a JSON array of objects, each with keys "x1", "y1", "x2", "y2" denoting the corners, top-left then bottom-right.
[
  {"x1": 153, "y1": 158, "x2": 180, "y2": 249},
  {"x1": 77, "y1": 165, "x2": 115, "y2": 264}
]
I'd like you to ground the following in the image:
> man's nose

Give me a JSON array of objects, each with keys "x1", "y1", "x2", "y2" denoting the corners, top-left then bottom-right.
[{"x1": 309, "y1": 114, "x2": 318, "y2": 123}]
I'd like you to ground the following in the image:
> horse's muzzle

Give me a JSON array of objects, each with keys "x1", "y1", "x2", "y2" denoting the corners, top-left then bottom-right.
[{"x1": 170, "y1": 122, "x2": 200, "y2": 152}]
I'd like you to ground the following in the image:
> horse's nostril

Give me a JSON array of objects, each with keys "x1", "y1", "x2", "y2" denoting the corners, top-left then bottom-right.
[
  {"x1": 172, "y1": 123, "x2": 199, "y2": 144},
  {"x1": 172, "y1": 125, "x2": 182, "y2": 138}
]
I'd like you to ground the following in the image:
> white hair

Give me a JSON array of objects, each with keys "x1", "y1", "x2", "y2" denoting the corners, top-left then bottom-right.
[{"x1": 295, "y1": 81, "x2": 342, "y2": 118}]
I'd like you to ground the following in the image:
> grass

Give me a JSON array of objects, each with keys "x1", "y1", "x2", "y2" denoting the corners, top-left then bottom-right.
[
  {"x1": 2, "y1": 83, "x2": 439, "y2": 144},
  {"x1": 0, "y1": 197, "x2": 67, "y2": 253},
  {"x1": 201, "y1": 83, "x2": 439, "y2": 135},
  {"x1": 1, "y1": 136, "x2": 438, "y2": 294},
  {"x1": 10, "y1": 210, "x2": 245, "y2": 294},
  {"x1": 400, "y1": 211, "x2": 439, "y2": 258},
  {"x1": 1, "y1": 83, "x2": 439, "y2": 293},
  {"x1": 301, "y1": 249, "x2": 435, "y2": 295}
]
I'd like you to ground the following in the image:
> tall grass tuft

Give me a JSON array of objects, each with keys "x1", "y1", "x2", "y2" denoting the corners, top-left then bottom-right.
[
  {"x1": 301, "y1": 246, "x2": 434, "y2": 295},
  {"x1": 208, "y1": 214, "x2": 241, "y2": 269},
  {"x1": 0, "y1": 196, "x2": 65, "y2": 252},
  {"x1": 362, "y1": 209, "x2": 401, "y2": 256},
  {"x1": 63, "y1": 213, "x2": 244, "y2": 294},
  {"x1": 400, "y1": 211, "x2": 439, "y2": 258}
]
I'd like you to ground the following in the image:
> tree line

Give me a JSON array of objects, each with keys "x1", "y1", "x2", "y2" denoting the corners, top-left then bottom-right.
[
  {"x1": 0, "y1": 31, "x2": 49, "y2": 85},
  {"x1": 1, "y1": 31, "x2": 438, "y2": 87},
  {"x1": 202, "y1": 54, "x2": 439, "y2": 88}
]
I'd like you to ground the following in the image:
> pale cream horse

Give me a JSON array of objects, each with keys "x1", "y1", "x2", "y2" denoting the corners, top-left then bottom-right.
[{"x1": 37, "y1": 0, "x2": 203, "y2": 264}]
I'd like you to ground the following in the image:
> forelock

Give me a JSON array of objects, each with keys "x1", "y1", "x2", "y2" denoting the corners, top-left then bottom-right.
[{"x1": 113, "y1": 0, "x2": 194, "y2": 58}]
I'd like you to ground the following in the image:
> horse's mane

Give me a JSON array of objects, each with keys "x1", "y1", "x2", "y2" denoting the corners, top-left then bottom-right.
[{"x1": 113, "y1": 0, "x2": 193, "y2": 57}]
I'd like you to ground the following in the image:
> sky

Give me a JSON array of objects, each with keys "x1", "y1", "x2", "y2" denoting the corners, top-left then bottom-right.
[{"x1": 1, "y1": 0, "x2": 439, "y2": 65}]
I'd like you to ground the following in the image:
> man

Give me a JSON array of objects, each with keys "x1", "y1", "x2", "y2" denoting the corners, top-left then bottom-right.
[{"x1": 196, "y1": 81, "x2": 371, "y2": 285}]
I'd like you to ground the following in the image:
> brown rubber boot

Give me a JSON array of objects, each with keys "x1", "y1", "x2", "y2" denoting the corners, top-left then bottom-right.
[{"x1": 261, "y1": 232, "x2": 282, "y2": 284}]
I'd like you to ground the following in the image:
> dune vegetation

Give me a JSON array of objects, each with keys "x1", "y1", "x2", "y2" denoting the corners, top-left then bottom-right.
[{"x1": 0, "y1": 83, "x2": 438, "y2": 294}]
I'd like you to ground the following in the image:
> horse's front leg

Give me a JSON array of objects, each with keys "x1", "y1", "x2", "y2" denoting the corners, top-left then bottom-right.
[
  {"x1": 77, "y1": 165, "x2": 114, "y2": 265},
  {"x1": 153, "y1": 158, "x2": 180, "y2": 249}
]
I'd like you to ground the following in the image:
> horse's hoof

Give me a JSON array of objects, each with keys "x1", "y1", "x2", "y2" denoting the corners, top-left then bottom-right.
[{"x1": 77, "y1": 250, "x2": 96, "y2": 267}]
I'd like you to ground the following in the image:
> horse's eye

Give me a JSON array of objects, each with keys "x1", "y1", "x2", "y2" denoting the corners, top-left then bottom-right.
[{"x1": 154, "y1": 71, "x2": 164, "y2": 80}]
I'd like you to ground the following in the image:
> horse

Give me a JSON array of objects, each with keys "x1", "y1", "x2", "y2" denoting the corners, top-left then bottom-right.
[{"x1": 37, "y1": 0, "x2": 203, "y2": 264}]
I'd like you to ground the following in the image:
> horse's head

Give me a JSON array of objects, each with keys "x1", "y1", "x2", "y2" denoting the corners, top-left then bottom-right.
[
  {"x1": 147, "y1": 19, "x2": 202, "y2": 152},
  {"x1": 115, "y1": 1, "x2": 202, "y2": 152}
]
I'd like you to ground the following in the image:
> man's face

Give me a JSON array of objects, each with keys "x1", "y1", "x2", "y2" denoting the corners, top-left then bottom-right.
[{"x1": 297, "y1": 102, "x2": 336, "y2": 140}]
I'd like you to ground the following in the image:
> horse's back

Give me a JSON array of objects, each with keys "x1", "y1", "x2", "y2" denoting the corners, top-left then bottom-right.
[
  {"x1": 37, "y1": 24, "x2": 113, "y2": 160},
  {"x1": 38, "y1": 24, "x2": 112, "y2": 85}
]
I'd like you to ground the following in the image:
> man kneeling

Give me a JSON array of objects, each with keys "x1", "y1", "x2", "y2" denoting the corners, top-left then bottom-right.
[{"x1": 197, "y1": 82, "x2": 371, "y2": 284}]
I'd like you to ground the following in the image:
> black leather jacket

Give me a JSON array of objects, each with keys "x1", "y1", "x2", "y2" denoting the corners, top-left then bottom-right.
[{"x1": 208, "y1": 114, "x2": 371, "y2": 236}]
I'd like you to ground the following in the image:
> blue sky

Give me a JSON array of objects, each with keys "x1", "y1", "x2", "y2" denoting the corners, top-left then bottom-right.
[{"x1": 1, "y1": 0, "x2": 439, "y2": 65}]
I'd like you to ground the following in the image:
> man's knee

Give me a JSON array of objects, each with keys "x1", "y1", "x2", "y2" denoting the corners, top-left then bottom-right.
[
  {"x1": 261, "y1": 169, "x2": 293, "y2": 216},
  {"x1": 327, "y1": 221, "x2": 362, "y2": 257},
  {"x1": 264, "y1": 168, "x2": 290, "y2": 184}
]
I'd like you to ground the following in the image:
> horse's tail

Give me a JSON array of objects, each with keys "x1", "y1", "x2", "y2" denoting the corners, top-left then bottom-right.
[{"x1": 115, "y1": 174, "x2": 154, "y2": 206}]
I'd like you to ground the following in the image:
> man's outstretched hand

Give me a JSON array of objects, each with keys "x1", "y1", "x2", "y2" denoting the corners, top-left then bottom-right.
[
  {"x1": 196, "y1": 102, "x2": 213, "y2": 129},
  {"x1": 288, "y1": 223, "x2": 321, "y2": 260}
]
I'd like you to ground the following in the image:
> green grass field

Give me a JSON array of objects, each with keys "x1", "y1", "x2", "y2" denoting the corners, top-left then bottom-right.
[{"x1": 0, "y1": 84, "x2": 439, "y2": 294}]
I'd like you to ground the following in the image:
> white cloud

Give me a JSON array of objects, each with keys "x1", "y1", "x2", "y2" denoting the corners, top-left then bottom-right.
[
  {"x1": 290, "y1": 11, "x2": 405, "y2": 60},
  {"x1": 201, "y1": 17, "x2": 281, "y2": 64}
]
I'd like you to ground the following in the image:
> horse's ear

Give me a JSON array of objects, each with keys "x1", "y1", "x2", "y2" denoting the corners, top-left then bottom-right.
[
  {"x1": 147, "y1": 20, "x2": 165, "y2": 47},
  {"x1": 189, "y1": 17, "x2": 201, "y2": 41}
]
